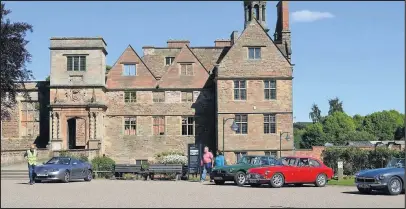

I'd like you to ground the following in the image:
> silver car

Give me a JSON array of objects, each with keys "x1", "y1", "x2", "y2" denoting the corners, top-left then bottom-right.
[{"x1": 34, "y1": 157, "x2": 93, "y2": 183}]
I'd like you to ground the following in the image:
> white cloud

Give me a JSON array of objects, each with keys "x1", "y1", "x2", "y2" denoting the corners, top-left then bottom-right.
[{"x1": 291, "y1": 10, "x2": 335, "y2": 23}]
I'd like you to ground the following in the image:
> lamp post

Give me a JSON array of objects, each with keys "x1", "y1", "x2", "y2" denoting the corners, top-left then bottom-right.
[
  {"x1": 223, "y1": 117, "x2": 239, "y2": 154},
  {"x1": 279, "y1": 132, "x2": 291, "y2": 158}
]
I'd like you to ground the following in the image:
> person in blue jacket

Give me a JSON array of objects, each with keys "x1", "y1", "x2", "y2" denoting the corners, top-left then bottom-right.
[{"x1": 215, "y1": 150, "x2": 225, "y2": 167}]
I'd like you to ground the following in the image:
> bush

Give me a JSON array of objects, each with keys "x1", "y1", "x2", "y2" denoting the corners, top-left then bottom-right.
[
  {"x1": 322, "y1": 147, "x2": 405, "y2": 175},
  {"x1": 122, "y1": 173, "x2": 136, "y2": 180},
  {"x1": 91, "y1": 156, "x2": 115, "y2": 179},
  {"x1": 58, "y1": 151, "x2": 89, "y2": 162}
]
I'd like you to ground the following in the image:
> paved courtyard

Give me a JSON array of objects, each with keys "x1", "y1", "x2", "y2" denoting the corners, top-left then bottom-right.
[{"x1": 1, "y1": 179, "x2": 404, "y2": 208}]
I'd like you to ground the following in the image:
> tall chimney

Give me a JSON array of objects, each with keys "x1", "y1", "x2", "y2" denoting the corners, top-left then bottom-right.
[
  {"x1": 230, "y1": 31, "x2": 239, "y2": 45},
  {"x1": 274, "y1": 1, "x2": 291, "y2": 61},
  {"x1": 214, "y1": 39, "x2": 231, "y2": 47},
  {"x1": 167, "y1": 40, "x2": 190, "y2": 48}
]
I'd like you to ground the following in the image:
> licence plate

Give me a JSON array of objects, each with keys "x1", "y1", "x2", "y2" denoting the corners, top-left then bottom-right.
[
  {"x1": 37, "y1": 174, "x2": 48, "y2": 177},
  {"x1": 214, "y1": 177, "x2": 223, "y2": 180},
  {"x1": 358, "y1": 184, "x2": 370, "y2": 188},
  {"x1": 249, "y1": 179, "x2": 259, "y2": 183}
]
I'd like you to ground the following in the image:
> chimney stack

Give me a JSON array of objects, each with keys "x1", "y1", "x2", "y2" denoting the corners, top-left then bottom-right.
[
  {"x1": 167, "y1": 40, "x2": 190, "y2": 48},
  {"x1": 274, "y1": 1, "x2": 292, "y2": 61},
  {"x1": 230, "y1": 31, "x2": 239, "y2": 45},
  {"x1": 214, "y1": 39, "x2": 231, "y2": 47}
]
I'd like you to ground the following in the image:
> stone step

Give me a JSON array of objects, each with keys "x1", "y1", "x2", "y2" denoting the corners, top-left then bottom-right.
[
  {"x1": 1, "y1": 170, "x2": 28, "y2": 179},
  {"x1": 1, "y1": 176, "x2": 28, "y2": 180}
]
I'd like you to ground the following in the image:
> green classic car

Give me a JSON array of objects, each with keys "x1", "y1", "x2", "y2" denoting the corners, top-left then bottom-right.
[{"x1": 210, "y1": 155, "x2": 279, "y2": 186}]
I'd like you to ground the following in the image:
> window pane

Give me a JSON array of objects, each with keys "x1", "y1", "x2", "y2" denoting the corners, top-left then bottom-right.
[
  {"x1": 264, "y1": 124, "x2": 270, "y2": 134},
  {"x1": 264, "y1": 89, "x2": 270, "y2": 100},
  {"x1": 264, "y1": 80, "x2": 269, "y2": 88},
  {"x1": 187, "y1": 92, "x2": 193, "y2": 102},
  {"x1": 182, "y1": 118, "x2": 187, "y2": 125},
  {"x1": 188, "y1": 125, "x2": 194, "y2": 135},
  {"x1": 79, "y1": 56, "x2": 86, "y2": 71},
  {"x1": 248, "y1": 48, "x2": 255, "y2": 59},
  {"x1": 234, "y1": 81, "x2": 239, "y2": 88},
  {"x1": 73, "y1": 57, "x2": 79, "y2": 71},
  {"x1": 234, "y1": 90, "x2": 239, "y2": 100},
  {"x1": 240, "y1": 81, "x2": 246, "y2": 89},
  {"x1": 242, "y1": 115, "x2": 248, "y2": 122},
  {"x1": 270, "y1": 80, "x2": 276, "y2": 88},
  {"x1": 270, "y1": 123, "x2": 276, "y2": 133},
  {"x1": 270, "y1": 115, "x2": 276, "y2": 122},
  {"x1": 188, "y1": 117, "x2": 194, "y2": 124},
  {"x1": 182, "y1": 125, "x2": 188, "y2": 135},
  {"x1": 240, "y1": 89, "x2": 246, "y2": 100},
  {"x1": 67, "y1": 57, "x2": 73, "y2": 71},
  {"x1": 270, "y1": 89, "x2": 276, "y2": 100},
  {"x1": 264, "y1": 115, "x2": 269, "y2": 123},
  {"x1": 255, "y1": 48, "x2": 261, "y2": 59},
  {"x1": 241, "y1": 123, "x2": 248, "y2": 134},
  {"x1": 235, "y1": 115, "x2": 241, "y2": 122}
]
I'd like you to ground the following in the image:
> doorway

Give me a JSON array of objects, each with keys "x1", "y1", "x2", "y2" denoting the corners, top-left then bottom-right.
[{"x1": 67, "y1": 118, "x2": 76, "y2": 149}]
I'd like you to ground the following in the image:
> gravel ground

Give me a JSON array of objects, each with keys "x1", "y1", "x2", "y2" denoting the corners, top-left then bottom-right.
[{"x1": 1, "y1": 179, "x2": 404, "y2": 208}]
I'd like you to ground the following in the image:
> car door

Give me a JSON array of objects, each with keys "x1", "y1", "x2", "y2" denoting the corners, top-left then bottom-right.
[
  {"x1": 281, "y1": 157, "x2": 299, "y2": 183},
  {"x1": 308, "y1": 159, "x2": 323, "y2": 181},
  {"x1": 70, "y1": 159, "x2": 82, "y2": 179},
  {"x1": 296, "y1": 158, "x2": 313, "y2": 183}
]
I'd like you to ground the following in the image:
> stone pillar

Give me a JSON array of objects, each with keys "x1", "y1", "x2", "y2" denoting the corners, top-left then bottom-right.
[
  {"x1": 87, "y1": 111, "x2": 99, "y2": 150},
  {"x1": 51, "y1": 112, "x2": 63, "y2": 151}
]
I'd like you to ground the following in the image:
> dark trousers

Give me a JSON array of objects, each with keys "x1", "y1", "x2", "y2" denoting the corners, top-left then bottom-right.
[{"x1": 28, "y1": 164, "x2": 35, "y2": 183}]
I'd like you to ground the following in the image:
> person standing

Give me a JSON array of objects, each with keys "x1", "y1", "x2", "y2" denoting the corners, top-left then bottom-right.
[
  {"x1": 200, "y1": 146, "x2": 213, "y2": 183},
  {"x1": 24, "y1": 144, "x2": 37, "y2": 185},
  {"x1": 214, "y1": 150, "x2": 225, "y2": 168}
]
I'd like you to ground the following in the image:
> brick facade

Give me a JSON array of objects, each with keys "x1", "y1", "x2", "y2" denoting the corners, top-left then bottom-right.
[{"x1": 1, "y1": 1, "x2": 295, "y2": 164}]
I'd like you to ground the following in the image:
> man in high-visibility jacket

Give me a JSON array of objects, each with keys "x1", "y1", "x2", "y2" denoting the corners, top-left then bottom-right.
[{"x1": 24, "y1": 144, "x2": 37, "y2": 185}]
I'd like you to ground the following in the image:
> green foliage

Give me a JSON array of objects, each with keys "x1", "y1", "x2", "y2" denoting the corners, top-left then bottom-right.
[
  {"x1": 45, "y1": 75, "x2": 50, "y2": 81},
  {"x1": 293, "y1": 122, "x2": 312, "y2": 130},
  {"x1": 309, "y1": 104, "x2": 322, "y2": 123},
  {"x1": 154, "y1": 150, "x2": 185, "y2": 159},
  {"x1": 58, "y1": 151, "x2": 89, "y2": 162},
  {"x1": 394, "y1": 126, "x2": 405, "y2": 140},
  {"x1": 91, "y1": 156, "x2": 115, "y2": 179},
  {"x1": 1, "y1": 3, "x2": 34, "y2": 120},
  {"x1": 362, "y1": 110, "x2": 404, "y2": 141},
  {"x1": 352, "y1": 114, "x2": 364, "y2": 131},
  {"x1": 322, "y1": 112, "x2": 356, "y2": 145},
  {"x1": 322, "y1": 147, "x2": 405, "y2": 175},
  {"x1": 106, "y1": 65, "x2": 112, "y2": 73},
  {"x1": 328, "y1": 97, "x2": 344, "y2": 115},
  {"x1": 300, "y1": 123, "x2": 326, "y2": 148},
  {"x1": 293, "y1": 128, "x2": 306, "y2": 149},
  {"x1": 122, "y1": 173, "x2": 136, "y2": 180}
]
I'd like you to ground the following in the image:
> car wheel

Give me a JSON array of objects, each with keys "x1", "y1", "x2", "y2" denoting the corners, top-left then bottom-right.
[
  {"x1": 250, "y1": 183, "x2": 261, "y2": 187},
  {"x1": 62, "y1": 171, "x2": 70, "y2": 183},
  {"x1": 84, "y1": 170, "x2": 92, "y2": 182},
  {"x1": 357, "y1": 187, "x2": 372, "y2": 194},
  {"x1": 315, "y1": 173, "x2": 327, "y2": 187},
  {"x1": 234, "y1": 171, "x2": 246, "y2": 187},
  {"x1": 270, "y1": 173, "x2": 285, "y2": 188},
  {"x1": 385, "y1": 176, "x2": 403, "y2": 195},
  {"x1": 214, "y1": 180, "x2": 225, "y2": 185}
]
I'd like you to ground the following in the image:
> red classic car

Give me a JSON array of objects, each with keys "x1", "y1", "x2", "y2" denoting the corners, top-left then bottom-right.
[{"x1": 246, "y1": 156, "x2": 334, "y2": 188}]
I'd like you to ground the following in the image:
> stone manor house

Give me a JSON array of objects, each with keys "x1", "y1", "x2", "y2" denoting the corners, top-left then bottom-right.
[{"x1": 1, "y1": 1, "x2": 294, "y2": 164}]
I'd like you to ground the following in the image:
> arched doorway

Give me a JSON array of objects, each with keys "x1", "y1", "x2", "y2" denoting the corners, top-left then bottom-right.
[{"x1": 67, "y1": 117, "x2": 86, "y2": 149}]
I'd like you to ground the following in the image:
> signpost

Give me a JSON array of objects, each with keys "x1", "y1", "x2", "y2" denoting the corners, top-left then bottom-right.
[
  {"x1": 187, "y1": 143, "x2": 202, "y2": 178},
  {"x1": 337, "y1": 160, "x2": 344, "y2": 180}
]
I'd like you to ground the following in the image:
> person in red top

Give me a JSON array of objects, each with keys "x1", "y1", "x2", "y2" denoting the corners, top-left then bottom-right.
[{"x1": 200, "y1": 146, "x2": 213, "y2": 183}]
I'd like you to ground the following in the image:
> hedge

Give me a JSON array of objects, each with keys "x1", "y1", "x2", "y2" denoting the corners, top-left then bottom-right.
[
  {"x1": 91, "y1": 156, "x2": 116, "y2": 179},
  {"x1": 322, "y1": 147, "x2": 405, "y2": 175}
]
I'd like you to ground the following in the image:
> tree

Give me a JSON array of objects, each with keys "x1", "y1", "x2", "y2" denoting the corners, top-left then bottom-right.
[
  {"x1": 0, "y1": 3, "x2": 34, "y2": 120},
  {"x1": 309, "y1": 103, "x2": 322, "y2": 123},
  {"x1": 106, "y1": 65, "x2": 112, "y2": 73},
  {"x1": 322, "y1": 112, "x2": 356, "y2": 145},
  {"x1": 45, "y1": 75, "x2": 50, "y2": 81},
  {"x1": 352, "y1": 114, "x2": 364, "y2": 131},
  {"x1": 300, "y1": 123, "x2": 326, "y2": 148},
  {"x1": 394, "y1": 126, "x2": 404, "y2": 140},
  {"x1": 362, "y1": 110, "x2": 404, "y2": 141},
  {"x1": 328, "y1": 97, "x2": 344, "y2": 115}
]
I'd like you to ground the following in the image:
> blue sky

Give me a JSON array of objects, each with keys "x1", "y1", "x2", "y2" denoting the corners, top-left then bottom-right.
[{"x1": 4, "y1": 1, "x2": 405, "y2": 122}]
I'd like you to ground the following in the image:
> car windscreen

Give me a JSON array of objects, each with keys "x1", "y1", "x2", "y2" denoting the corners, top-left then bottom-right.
[
  {"x1": 386, "y1": 158, "x2": 405, "y2": 168},
  {"x1": 237, "y1": 156, "x2": 256, "y2": 164},
  {"x1": 46, "y1": 157, "x2": 70, "y2": 165}
]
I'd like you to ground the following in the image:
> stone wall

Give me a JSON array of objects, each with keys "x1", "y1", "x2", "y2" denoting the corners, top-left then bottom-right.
[{"x1": 1, "y1": 149, "x2": 51, "y2": 166}]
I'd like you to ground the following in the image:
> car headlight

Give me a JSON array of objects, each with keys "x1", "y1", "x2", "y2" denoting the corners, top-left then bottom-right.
[{"x1": 375, "y1": 175, "x2": 385, "y2": 180}]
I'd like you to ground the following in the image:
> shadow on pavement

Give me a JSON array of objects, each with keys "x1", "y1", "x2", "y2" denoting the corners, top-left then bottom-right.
[
  {"x1": 204, "y1": 183, "x2": 316, "y2": 188},
  {"x1": 341, "y1": 191, "x2": 400, "y2": 196}
]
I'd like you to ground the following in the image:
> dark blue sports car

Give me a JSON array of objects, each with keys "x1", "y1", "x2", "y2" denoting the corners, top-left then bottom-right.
[
  {"x1": 355, "y1": 158, "x2": 405, "y2": 195},
  {"x1": 34, "y1": 157, "x2": 93, "y2": 183}
]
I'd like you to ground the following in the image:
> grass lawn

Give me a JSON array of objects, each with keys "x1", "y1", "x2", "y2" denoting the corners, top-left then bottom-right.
[{"x1": 328, "y1": 178, "x2": 355, "y2": 186}]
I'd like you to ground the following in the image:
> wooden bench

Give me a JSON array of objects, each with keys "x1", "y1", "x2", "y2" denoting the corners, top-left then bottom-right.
[
  {"x1": 145, "y1": 164, "x2": 183, "y2": 181},
  {"x1": 114, "y1": 164, "x2": 142, "y2": 179}
]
